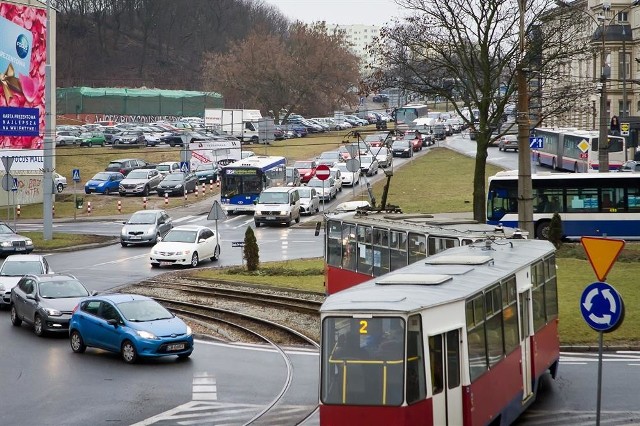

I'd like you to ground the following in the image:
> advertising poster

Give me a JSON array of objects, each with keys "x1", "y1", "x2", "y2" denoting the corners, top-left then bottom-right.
[{"x1": 0, "y1": 1, "x2": 46, "y2": 156}]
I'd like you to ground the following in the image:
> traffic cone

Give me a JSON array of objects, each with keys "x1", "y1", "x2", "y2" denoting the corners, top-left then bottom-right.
[{"x1": 210, "y1": 180, "x2": 213, "y2": 191}]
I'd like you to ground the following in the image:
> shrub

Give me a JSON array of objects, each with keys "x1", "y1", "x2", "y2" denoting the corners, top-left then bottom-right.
[
  {"x1": 243, "y1": 226, "x2": 259, "y2": 271},
  {"x1": 547, "y1": 212, "x2": 563, "y2": 249}
]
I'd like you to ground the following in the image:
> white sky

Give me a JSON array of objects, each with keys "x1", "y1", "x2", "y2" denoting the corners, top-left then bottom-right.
[{"x1": 262, "y1": 0, "x2": 403, "y2": 26}]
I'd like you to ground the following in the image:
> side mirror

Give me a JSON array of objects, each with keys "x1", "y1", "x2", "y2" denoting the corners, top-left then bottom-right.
[
  {"x1": 253, "y1": 200, "x2": 258, "y2": 205},
  {"x1": 107, "y1": 319, "x2": 119, "y2": 327},
  {"x1": 122, "y1": 221, "x2": 127, "y2": 225},
  {"x1": 198, "y1": 238, "x2": 206, "y2": 243},
  {"x1": 26, "y1": 294, "x2": 36, "y2": 300}
]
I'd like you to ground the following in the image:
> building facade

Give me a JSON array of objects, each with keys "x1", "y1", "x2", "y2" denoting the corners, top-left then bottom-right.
[{"x1": 327, "y1": 24, "x2": 381, "y2": 73}]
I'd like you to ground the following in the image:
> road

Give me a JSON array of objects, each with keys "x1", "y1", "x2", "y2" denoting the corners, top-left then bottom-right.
[{"x1": 2, "y1": 136, "x2": 640, "y2": 425}]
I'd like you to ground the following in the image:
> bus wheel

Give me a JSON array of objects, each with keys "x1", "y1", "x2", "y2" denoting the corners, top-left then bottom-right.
[{"x1": 535, "y1": 221, "x2": 551, "y2": 240}]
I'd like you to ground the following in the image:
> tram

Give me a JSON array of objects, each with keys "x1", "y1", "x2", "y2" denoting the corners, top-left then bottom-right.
[
  {"x1": 320, "y1": 239, "x2": 559, "y2": 426},
  {"x1": 325, "y1": 210, "x2": 525, "y2": 294}
]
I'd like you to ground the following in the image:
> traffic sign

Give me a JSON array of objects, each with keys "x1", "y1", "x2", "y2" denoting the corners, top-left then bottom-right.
[
  {"x1": 207, "y1": 200, "x2": 226, "y2": 221},
  {"x1": 346, "y1": 158, "x2": 360, "y2": 173},
  {"x1": 578, "y1": 139, "x2": 590, "y2": 153},
  {"x1": 529, "y1": 137, "x2": 543, "y2": 149},
  {"x1": 180, "y1": 161, "x2": 190, "y2": 173},
  {"x1": 315, "y1": 164, "x2": 330, "y2": 181},
  {"x1": 345, "y1": 144, "x2": 359, "y2": 159},
  {"x1": 621, "y1": 122, "x2": 630, "y2": 136},
  {"x1": 581, "y1": 236, "x2": 625, "y2": 282},
  {"x1": 232, "y1": 241, "x2": 245, "y2": 248},
  {"x1": 11, "y1": 177, "x2": 18, "y2": 192},
  {"x1": 1, "y1": 156, "x2": 14, "y2": 173},
  {"x1": 1, "y1": 173, "x2": 14, "y2": 191},
  {"x1": 72, "y1": 169, "x2": 81, "y2": 182},
  {"x1": 580, "y1": 282, "x2": 624, "y2": 332}
]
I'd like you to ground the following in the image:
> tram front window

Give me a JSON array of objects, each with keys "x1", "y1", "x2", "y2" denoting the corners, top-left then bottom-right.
[{"x1": 321, "y1": 317, "x2": 406, "y2": 406}]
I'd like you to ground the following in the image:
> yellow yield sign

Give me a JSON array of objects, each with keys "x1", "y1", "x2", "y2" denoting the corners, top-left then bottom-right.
[{"x1": 580, "y1": 236, "x2": 625, "y2": 282}]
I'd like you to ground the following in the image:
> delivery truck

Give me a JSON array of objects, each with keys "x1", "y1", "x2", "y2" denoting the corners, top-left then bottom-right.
[{"x1": 204, "y1": 109, "x2": 262, "y2": 143}]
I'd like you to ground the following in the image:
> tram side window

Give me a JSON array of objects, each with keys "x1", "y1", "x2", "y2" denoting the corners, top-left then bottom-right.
[
  {"x1": 408, "y1": 233, "x2": 427, "y2": 264},
  {"x1": 446, "y1": 330, "x2": 461, "y2": 389},
  {"x1": 466, "y1": 295, "x2": 488, "y2": 381},
  {"x1": 485, "y1": 286, "x2": 504, "y2": 367},
  {"x1": 373, "y1": 228, "x2": 390, "y2": 276},
  {"x1": 389, "y1": 231, "x2": 407, "y2": 272},
  {"x1": 341, "y1": 224, "x2": 357, "y2": 272},
  {"x1": 357, "y1": 225, "x2": 373, "y2": 275},
  {"x1": 544, "y1": 256, "x2": 559, "y2": 320},
  {"x1": 428, "y1": 335, "x2": 444, "y2": 395},
  {"x1": 502, "y1": 277, "x2": 520, "y2": 353},
  {"x1": 566, "y1": 188, "x2": 598, "y2": 213},
  {"x1": 327, "y1": 220, "x2": 343, "y2": 267},
  {"x1": 407, "y1": 315, "x2": 426, "y2": 404},
  {"x1": 532, "y1": 260, "x2": 547, "y2": 331},
  {"x1": 626, "y1": 188, "x2": 640, "y2": 212},
  {"x1": 427, "y1": 236, "x2": 457, "y2": 256}
]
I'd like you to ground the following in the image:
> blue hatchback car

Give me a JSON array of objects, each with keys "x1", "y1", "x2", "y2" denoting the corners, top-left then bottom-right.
[
  {"x1": 69, "y1": 294, "x2": 193, "y2": 363},
  {"x1": 84, "y1": 171, "x2": 125, "y2": 195}
]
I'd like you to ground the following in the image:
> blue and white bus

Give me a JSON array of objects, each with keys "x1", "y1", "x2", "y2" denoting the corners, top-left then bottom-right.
[
  {"x1": 219, "y1": 156, "x2": 287, "y2": 213},
  {"x1": 487, "y1": 170, "x2": 640, "y2": 240}
]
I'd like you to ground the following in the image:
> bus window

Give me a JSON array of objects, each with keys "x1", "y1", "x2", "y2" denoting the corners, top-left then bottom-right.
[
  {"x1": 485, "y1": 286, "x2": 504, "y2": 367},
  {"x1": 428, "y1": 335, "x2": 444, "y2": 395},
  {"x1": 447, "y1": 330, "x2": 461, "y2": 389},
  {"x1": 357, "y1": 225, "x2": 373, "y2": 274},
  {"x1": 327, "y1": 220, "x2": 342, "y2": 267},
  {"x1": 427, "y1": 236, "x2": 457, "y2": 255},
  {"x1": 373, "y1": 228, "x2": 390, "y2": 276},
  {"x1": 627, "y1": 188, "x2": 640, "y2": 212},
  {"x1": 544, "y1": 256, "x2": 559, "y2": 320},
  {"x1": 600, "y1": 188, "x2": 624, "y2": 212},
  {"x1": 487, "y1": 188, "x2": 517, "y2": 221},
  {"x1": 566, "y1": 188, "x2": 598, "y2": 212},
  {"x1": 502, "y1": 277, "x2": 519, "y2": 353},
  {"x1": 466, "y1": 295, "x2": 488, "y2": 381},
  {"x1": 341, "y1": 224, "x2": 357, "y2": 271},
  {"x1": 390, "y1": 231, "x2": 407, "y2": 271},
  {"x1": 407, "y1": 315, "x2": 426, "y2": 404},
  {"x1": 408, "y1": 232, "x2": 426, "y2": 264},
  {"x1": 532, "y1": 260, "x2": 546, "y2": 331}
]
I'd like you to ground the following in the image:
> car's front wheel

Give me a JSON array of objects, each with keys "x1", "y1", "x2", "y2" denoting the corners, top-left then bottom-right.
[
  {"x1": 70, "y1": 330, "x2": 86, "y2": 353},
  {"x1": 121, "y1": 340, "x2": 138, "y2": 364},
  {"x1": 10, "y1": 304, "x2": 21, "y2": 326},
  {"x1": 33, "y1": 314, "x2": 45, "y2": 337},
  {"x1": 103, "y1": 187, "x2": 110, "y2": 195},
  {"x1": 190, "y1": 252, "x2": 199, "y2": 268}
]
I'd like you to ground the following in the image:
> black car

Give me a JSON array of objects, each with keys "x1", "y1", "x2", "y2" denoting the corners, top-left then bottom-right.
[
  {"x1": 113, "y1": 130, "x2": 145, "y2": 148},
  {"x1": 194, "y1": 163, "x2": 219, "y2": 183},
  {"x1": 156, "y1": 172, "x2": 198, "y2": 197},
  {"x1": 391, "y1": 140, "x2": 413, "y2": 158},
  {"x1": 10, "y1": 274, "x2": 91, "y2": 336},
  {"x1": 105, "y1": 158, "x2": 156, "y2": 176}
]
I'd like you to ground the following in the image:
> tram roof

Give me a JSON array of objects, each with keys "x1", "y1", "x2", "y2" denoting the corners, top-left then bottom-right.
[
  {"x1": 320, "y1": 239, "x2": 555, "y2": 314},
  {"x1": 326, "y1": 211, "x2": 524, "y2": 238}
]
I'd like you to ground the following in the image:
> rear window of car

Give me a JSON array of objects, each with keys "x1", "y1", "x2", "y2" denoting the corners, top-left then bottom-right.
[{"x1": 107, "y1": 162, "x2": 123, "y2": 168}]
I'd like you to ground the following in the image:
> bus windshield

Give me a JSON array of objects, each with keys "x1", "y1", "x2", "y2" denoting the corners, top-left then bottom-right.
[{"x1": 220, "y1": 169, "x2": 264, "y2": 198}]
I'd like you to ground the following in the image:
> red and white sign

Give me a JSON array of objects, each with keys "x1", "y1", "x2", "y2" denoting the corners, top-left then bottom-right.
[{"x1": 315, "y1": 164, "x2": 331, "y2": 181}]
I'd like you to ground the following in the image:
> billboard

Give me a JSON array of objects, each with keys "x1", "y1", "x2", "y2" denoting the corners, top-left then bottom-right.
[{"x1": 0, "y1": 1, "x2": 47, "y2": 156}]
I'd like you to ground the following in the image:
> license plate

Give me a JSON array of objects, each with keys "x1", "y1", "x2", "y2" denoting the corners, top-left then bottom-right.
[
  {"x1": 167, "y1": 343, "x2": 185, "y2": 351},
  {"x1": 130, "y1": 236, "x2": 141, "y2": 240},
  {"x1": 16, "y1": 247, "x2": 25, "y2": 251},
  {"x1": 160, "y1": 261, "x2": 172, "y2": 266},
  {"x1": 267, "y1": 217, "x2": 276, "y2": 220}
]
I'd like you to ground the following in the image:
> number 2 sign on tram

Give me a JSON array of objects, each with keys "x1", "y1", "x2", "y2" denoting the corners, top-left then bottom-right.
[{"x1": 315, "y1": 164, "x2": 331, "y2": 180}]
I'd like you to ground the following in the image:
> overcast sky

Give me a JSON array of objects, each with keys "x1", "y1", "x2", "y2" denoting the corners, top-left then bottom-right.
[{"x1": 262, "y1": 0, "x2": 404, "y2": 26}]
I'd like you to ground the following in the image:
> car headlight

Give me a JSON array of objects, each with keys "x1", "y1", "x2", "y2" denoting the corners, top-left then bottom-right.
[
  {"x1": 25, "y1": 239, "x2": 33, "y2": 246},
  {"x1": 186, "y1": 326, "x2": 192, "y2": 336},
  {"x1": 256, "y1": 210, "x2": 263, "y2": 215},
  {"x1": 1, "y1": 241, "x2": 12, "y2": 247},
  {"x1": 136, "y1": 330, "x2": 159, "y2": 340},
  {"x1": 280, "y1": 211, "x2": 287, "y2": 215},
  {"x1": 119, "y1": 184, "x2": 124, "y2": 189},
  {"x1": 0, "y1": 284, "x2": 4, "y2": 291},
  {"x1": 135, "y1": 183, "x2": 145, "y2": 188},
  {"x1": 45, "y1": 308, "x2": 62, "y2": 316},
  {"x1": 147, "y1": 227, "x2": 156, "y2": 235},
  {"x1": 174, "y1": 184, "x2": 183, "y2": 188}
]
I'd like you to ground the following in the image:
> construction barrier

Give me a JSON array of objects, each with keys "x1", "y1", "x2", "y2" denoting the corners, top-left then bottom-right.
[{"x1": 195, "y1": 188, "x2": 198, "y2": 198}]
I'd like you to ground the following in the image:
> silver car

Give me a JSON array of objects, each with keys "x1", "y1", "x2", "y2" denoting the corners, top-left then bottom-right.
[
  {"x1": 0, "y1": 254, "x2": 53, "y2": 307},
  {"x1": 120, "y1": 210, "x2": 173, "y2": 247},
  {"x1": 371, "y1": 147, "x2": 393, "y2": 168},
  {"x1": 118, "y1": 168, "x2": 163, "y2": 196},
  {"x1": 10, "y1": 274, "x2": 91, "y2": 336}
]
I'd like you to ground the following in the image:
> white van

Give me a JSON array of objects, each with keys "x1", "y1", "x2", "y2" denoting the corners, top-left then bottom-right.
[{"x1": 254, "y1": 187, "x2": 301, "y2": 227}]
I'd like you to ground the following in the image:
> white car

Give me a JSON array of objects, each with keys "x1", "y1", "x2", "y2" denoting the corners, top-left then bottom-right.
[
  {"x1": 334, "y1": 163, "x2": 360, "y2": 186},
  {"x1": 297, "y1": 186, "x2": 320, "y2": 215},
  {"x1": 150, "y1": 225, "x2": 220, "y2": 268},
  {"x1": 54, "y1": 172, "x2": 68, "y2": 193},
  {"x1": 307, "y1": 177, "x2": 337, "y2": 201},
  {"x1": 0, "y1": 254, "x2": 53, "y2": 307},
  {"x1": 329, "y1": 168, "x2": 343, "y2": 193},
  {"x1": 156, "y1": 161, "x2": 181, "y2": 176}
]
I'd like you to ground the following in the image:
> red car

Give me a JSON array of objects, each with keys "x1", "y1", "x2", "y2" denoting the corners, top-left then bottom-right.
[
  {"x1": 293, "y1": 160, "x2": 318, "y2": 183},
  {"x1": 397, "y1": 132, "x2": 422, "y2": 152}
]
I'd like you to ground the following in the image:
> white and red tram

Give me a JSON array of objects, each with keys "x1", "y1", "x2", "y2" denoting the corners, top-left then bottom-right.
[{"x1": 319, "y1": 239, "x2": 559, "y2": 426}]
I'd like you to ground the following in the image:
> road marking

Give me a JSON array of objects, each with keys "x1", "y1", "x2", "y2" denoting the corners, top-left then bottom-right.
[
  {"x1": 233, "y1": 218, "x2": 254, "y2": 229},
  {"x1": 61, "y1": 253, "x2": 149, "y2": 270},
  {"x1": 173, "y1": 215, "x2": 197, "y2": 224},
  {"x1": 192, "y1": 372, "x2": 217, "y2": 401}
]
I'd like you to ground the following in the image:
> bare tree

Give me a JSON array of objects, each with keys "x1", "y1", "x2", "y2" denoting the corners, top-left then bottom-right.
[
  {"x1": 367, "y1": 0, "x2": 591, "y2": 222},
  {"x1": 202, "y1": 23, "x2": 360, "y2": 120}
]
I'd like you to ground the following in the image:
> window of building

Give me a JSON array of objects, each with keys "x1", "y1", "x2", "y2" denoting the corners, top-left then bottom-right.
[
  {"x1": 618, "y1": 11, "x2": 629, "y2": 22},
  {"x1": 618, "y1": 52, "x2": 631, "y2": 80}
]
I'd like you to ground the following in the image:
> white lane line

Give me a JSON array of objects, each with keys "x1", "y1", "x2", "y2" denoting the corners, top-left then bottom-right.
[
  {"x1": 192, "y1": 372, "x2": 217, "y2": 401},
  {"x1": 62, "y1": 253, "x2": 149, "y2": 270},
  {"x1": 173, "y1": 215, "x2": 196, "y2": 224},
  {"x1": 233, "y1": 218, "x2": 254, "y2": 229}
]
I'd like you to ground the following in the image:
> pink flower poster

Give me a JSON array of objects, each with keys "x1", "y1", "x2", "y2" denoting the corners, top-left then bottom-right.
[{"x1": 0, "y1": 1, "x2": 46, "y2": 150}]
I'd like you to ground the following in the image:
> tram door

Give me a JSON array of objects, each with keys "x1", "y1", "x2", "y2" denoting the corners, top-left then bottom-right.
[
  {"x1": 519, "y1": 289, "x2": 533, "y2": 400},
  {"x1": 429, "y1": 330, "x2": 463, "y2": 426}
]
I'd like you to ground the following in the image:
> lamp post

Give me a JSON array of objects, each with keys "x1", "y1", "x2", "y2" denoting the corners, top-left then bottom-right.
[{"x1": 42, "y1": 0, "x2": 53, "y2": 239}]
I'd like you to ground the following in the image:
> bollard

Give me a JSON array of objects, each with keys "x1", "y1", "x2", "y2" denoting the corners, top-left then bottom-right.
[
  {"x1": 210, "y1": 180, "x2": 213, "y2": 192},
  {"x1": 202, "y1": 182, "x2": 206, "y2": 195},
  {"x1": 52, "y1": 205, "x2": 55, "y2": 217},
  {"x1": 195, "y1": 188, "x2": 198, "y2": 199},
  {"x1": 164, "y1": 193, "x2": 169, "y2": 205},
  {"x1": 184, "y1": 191, "x2": 187, "y2": 202},
  {"x1": 117, "y1": 200, "x2": 122, "y2": 213},
  {"x1": 16, "y1": 204, "x2": 20, "y2": 218},
  {"x1": 143, "y1": 196, "x2": 148, "y2": 209},
  {"x1": 87, "y1": 201, "x2": 91, "y2": 215},
  {"x1": 216, "y1": 179, "x2": 220, "y2": 187}
]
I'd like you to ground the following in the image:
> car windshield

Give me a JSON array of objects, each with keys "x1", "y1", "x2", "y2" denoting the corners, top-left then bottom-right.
[
  {"x1": 126, "y1": 170, "x2": 148, "y2": 179},
  {"x1": 298, "y1": 188, "x2": 312, "y2": 198},
  {"x1": 361, "y1": 156, "x2": 373, "y2": 165},
  {"x1": 80, "y1": 132, "x2": 92, "y2": 138},
  {"x1": 107, "y1": 162, "x2": 123, "y2": 169},
  {"x1": 258, "y1": 192, "x2": 289, "y2": 204},
  {"x1": 91, "y1": 172, "x2": 112, "y2": 181},
  {"x1": 163, "y1": 229, "x2": 197, "y2": 243},
  {"x1": 163, "y1": 174, "x2": 185, "y2": 182},
  {"x1": 1, "y1": 260, "x2": 44, "y2": 276},
  {"x1": 128, "y1": 212, "x2": 157, "y2": 224},
  {"x1": 392, "y1": 140, "x2": 409, "y2": 148},
  {"x1": 196, "y1": 164, "x2": 215, "y2": 171},
  {"x1": 39, "y1": 280, "x2": 89, "y2": 299},
  {"x1": 157, "y1": 164, "x2": 172, "y2": 171},
  {"x1": 0, "y1": 224, "x2": 15, "y2": 234},
  {"x1": 320, "y1": 152, "x2": 339, "y2": 159},
  {"x1": 335, "y1": 164, "x2": 348, "y2": 172},
  {"x1": 117, "y1": 299, "x2": 173, "y2": 322},
  {"x1": 308, "y1": 179, "x2": 327, "y2": 188}
]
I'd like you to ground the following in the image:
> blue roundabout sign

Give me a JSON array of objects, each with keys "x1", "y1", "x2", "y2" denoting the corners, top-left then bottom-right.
[{"x1": 580, "y1": 282, "x2": 624, "y2": 332}]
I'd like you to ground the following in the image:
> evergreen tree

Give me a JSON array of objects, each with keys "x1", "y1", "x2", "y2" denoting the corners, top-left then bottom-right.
[
  {"x1": 547, "y1": 213, "x2": 563, "y2": 249},
  {"x1": 244, "y1": 226, "x2": 259, "y2": 271}
]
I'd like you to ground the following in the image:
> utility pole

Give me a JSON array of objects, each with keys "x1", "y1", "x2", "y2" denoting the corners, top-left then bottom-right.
[
  {"x1": 42, "y1": 0, "x2": 54, "y2": 240},
  {"x1": 517, "y1": 0, "x2": 534, "y2": 236},
  {"x1": 598, "y1": 1, "x2": 611, "y2": 173}
]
